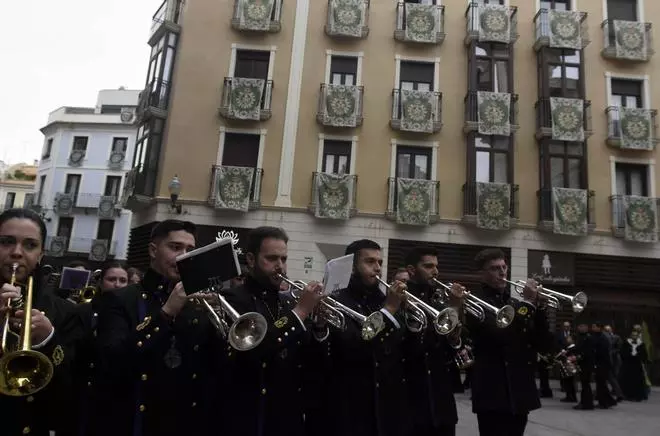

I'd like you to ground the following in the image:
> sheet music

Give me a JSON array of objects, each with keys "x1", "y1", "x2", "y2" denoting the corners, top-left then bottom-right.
[{"x1": 322, "y1": 254, "x2": 354, "y2": 296}]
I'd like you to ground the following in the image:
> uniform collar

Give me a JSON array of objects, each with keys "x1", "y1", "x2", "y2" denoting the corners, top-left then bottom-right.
[
  {"x1": 406, "y1": 280, "x2": 432, "y2": 297},
  {"x1": 244, "y1": 275, "x2": 279, "y2": 300},
  {"x1": 347, "y1": 275, "x2": 383, "y2": 305},
  {"x1": 142, "y1": 268, "x2": 172, "y2": 294}
]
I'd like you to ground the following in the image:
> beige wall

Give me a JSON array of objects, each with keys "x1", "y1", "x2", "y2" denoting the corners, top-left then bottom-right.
[{"x1": 0, "y1": 181, "x2": 35, "y2": 209}]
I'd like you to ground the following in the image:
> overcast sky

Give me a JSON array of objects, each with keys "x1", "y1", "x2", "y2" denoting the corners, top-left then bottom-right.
[{"x1": 0, "y1": 0, "x2": 163, "y2": 165}]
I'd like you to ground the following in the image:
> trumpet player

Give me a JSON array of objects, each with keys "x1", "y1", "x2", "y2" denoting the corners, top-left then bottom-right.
[
  {"x1": 468, "y1": 249, "x2": 553, "y2": 436},
  {"x1": 402, "y1": 247, "x2": 465, "y2": 436},
  {"x1": 96, "y1": 220, "x2": 225, "y2": 436},
  {"x1": 0, "y1": 208, "x2": 83, "y2": 436},
  {"x1": 221, "y1": 226, "x2": 327, "y2": 436}
]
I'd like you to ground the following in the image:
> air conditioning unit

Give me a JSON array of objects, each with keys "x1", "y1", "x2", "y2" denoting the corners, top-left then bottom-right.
[{"x1": 89, "y1": 239, "x2": 109, "y2": 262}]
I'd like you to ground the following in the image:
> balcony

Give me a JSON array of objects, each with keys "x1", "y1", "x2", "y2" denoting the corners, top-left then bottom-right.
[
  {"x1": 208, "y1": 165, "x2": 263, "y2": 212},
  {"x1": 394, "y1": 1, "x2": 444, "y2": 45},
  {"x1": 533, "y1": 9, "x2": 589, "y2": 52},
  {"x1": 464, "y1": 91, "x2": 519, "y2": 135},
  {"x1": 462, "y1": 182, "x2": 519, "y2": 230},
  {"x1": 53, "y1": 193, "x2": 120, "y2": 216},
  {"x1": 386, "y1": 177, "x2": 440, "y2": 226},
  {"x1": 535, "y1": 98, "x2": 592, "y2": 141},
  {"x1": 325, "y1": 0, "x2": 369, "y2": 39},
  {"x1": 149, "y1": 0, "x2": 183, "y2": 45},
  {"x1": 610, "y1": 195, "x2": 659, "y2": 242},
  {"x1": 231, "y1": 0, "x2": 282, "y2": 33},
  {"x1": 606, "y1": 106, "x2": 658, "y2": 150},
  {"x1": 317, "y1": 84, "x2": 364, "y2": 128},
  {"x1": 537, "y1": 188, "x2": 595, "y2": 235},
  {"x1": 390, "y1": 89, "x2": 442, "y2": 133},
  {"x1": 309, "y1": 172, "x2": 357, "y2": 220},
  {"x1": 45, "y1": 236, "x2": 118, "y2": 258},
  {"x1": 601, "y1": 19, "x2": 653, "y2": 62},
  {"x1": 135, "y1": 79, "x2": 171, "y2": 123},
  {"x1": 464, "y1": 2, "x2": 518, "y2": 45},
  {"x1": 219, "y1": 77, "x2": 273, "y2": 122}
]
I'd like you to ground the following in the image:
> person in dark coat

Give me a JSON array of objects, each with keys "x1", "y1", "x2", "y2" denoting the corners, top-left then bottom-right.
[
  {"x1": 96, "y1": 220, "x2": 225, "y2": 436},
  {"x1": 0, "y1": 208, "x2": 84, "y2": 436},
  {"x1": 590, "y1": 323, "x2": 617, "y2": 409},
  {"x1": 619, "y1": 330, "x2": 649, "y2": 402},
  {"x1": 328, "y1": 239, "x2": 409, "y2": 436},
  {"x1": 603, "y1": 324, "x2": 624, "y2": 401},
  {"x1": 221, "y1": 226, "x2": 327, "y2": 436},
  {"x1": 573, "y1": 323, "x2": 595, "y2": 410},
  {"x1": 557, "y1": 336, "x2": 578, "y2": 403},
  {"x1": 402, "y1": 247, "x2": 465, "y2": 436},
  {"x1": 466, "y1": 248, "x2": 553, "y2": 436}
]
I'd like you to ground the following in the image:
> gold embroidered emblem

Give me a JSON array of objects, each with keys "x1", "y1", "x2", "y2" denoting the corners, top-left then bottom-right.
[
  {"x1": 52, "y1": 345, "x2": 65, "y2": 366},
  {"x1": 274, "y1": 316, "x2": 289, "y2": 329},
  {"x1": 517, "y1": 306, "x2": 528, "y2": 316},
  {"x1": 136, "y1": 316, "x2": 152, "y2": 331}
]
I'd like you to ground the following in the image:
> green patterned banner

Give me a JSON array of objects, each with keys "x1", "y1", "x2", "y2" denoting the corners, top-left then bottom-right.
[
  {"x1": 238, "y1": 0, "x2": 275, "y2": 31},
  {"x1": 477, "y1": 91, "x2": 511, "y2": 136},
  {"x1": 479, "y1": 4, "x2": 510, "y2": 43},
  {"x1": 614, "y1": 20, "x2": 648, "y2": 61},
  {"x1": 228, "y1": 77, "x2": 265, "y2": 120},
  {"x1": 404, "y1": 3, "x2": 439, "y2": 43},
  {"x1": 214, "y1": 166, "x2": 255, "y2": 212},
  {"x1": 550, "y1": 97, "x2": 584, "y2": 142},
  {"x1": 623, "y1": 196, "x2": 658, "y2": 243},
  {"x1": 400, "y1": 89, "x2": 434, "y2": 133},
  {"x1": 620, "y1": 107, "x2": 654, "y2": 150},
  {"x1": 323, "y1": 85, "x2": 359, "y2": 127},
  {"x1": 476, "y1": 182, "x2": 511, "y2": 230},
  {"x1": 396, "y1": 178, "x2": 434, "y2": 225},
  {"x1": 548, "y1": 10, "x2": 582, "y2": 49},
  {"x1": 315, "y1": 173, "x2": 354, "y2": 220},
  {"x1": 552, "y1": 188, "x2": 588, "y2": 236},
  {"x1": 328, "y1": 0, "x2": 364, "y2": 37}
]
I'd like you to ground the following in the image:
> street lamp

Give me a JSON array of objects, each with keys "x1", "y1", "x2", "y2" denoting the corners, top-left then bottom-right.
[{"x1": 168, "y1": 175, "x2": 182, "y2": 214}]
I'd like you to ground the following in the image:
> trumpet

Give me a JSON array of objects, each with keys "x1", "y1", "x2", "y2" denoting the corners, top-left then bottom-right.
[
  {"x1": 198, "y1": 290, "x2": 268, "y2": 352},
  {"x1": 278, "y1": 275, "x2": 385, "y2": 341},
  {"x1": 431, "y1": 278, "x2": 515, "y2": 329},
  {"x1": 0, "y1": 263, "x2": 54, "y2": 396},
  {"x1": 278, "y1": 276, "x2": 346, "y2": 331},
  {"x1": 70, "y1": 269, "x2": 101, "y2": 304},
  {"x1": 504, "y1": 279, "x2": 588, "y2": 313},
  {"x1": 376, "y1": 277, "x2": 459, "y2": 336}
]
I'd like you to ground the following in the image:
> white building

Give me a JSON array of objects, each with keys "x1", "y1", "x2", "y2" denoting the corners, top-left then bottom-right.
[{"x1": 35, "y1": 88, "x2": 139, "y2": 263}]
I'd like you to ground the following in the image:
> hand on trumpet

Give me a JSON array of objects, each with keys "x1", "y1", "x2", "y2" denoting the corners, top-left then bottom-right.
[
  {"x1": 446, "y1": 282, "x2": 467, "y2": 308},
  {"x1": 292, "y1": 280, "x2": 324, "y2": 322},
  {"x1": 0, "y1": 282, "x2": 21, "y2": 317},
  {"x1": 10, "y1": 309, "x2": 53, "y2": 344},
  {"x1": 162, "y1": 282, "x2": 189, "y2": 318},
  {"x1": 384, "y1": 280, "x2": 407, "y2": 315},
  {"x1": 521, "y1": 279, "x2": 542, "y2": 304}
]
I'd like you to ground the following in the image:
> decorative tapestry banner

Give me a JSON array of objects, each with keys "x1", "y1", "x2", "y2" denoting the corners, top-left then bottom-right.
[
  {"x1": 315, "y1": 173, "x2": 355, "y2": 220},
  {"x1": 214, "y1": 166, "x2": 255, "y2": 212},
  {"x1": 552, "y1": 187, "x2": 588, "y2": 236},
  {"x1": 228, "y1": 78, "x2": 265, "y2": 120},
  {"x1": 619, "y1": 107, "x2": 654, "y2": 150},
  {"x1": 328, "y1": 0, "x2": 365, "y2": 37},
  {"x1": 404, "y1": 3, "x2": 439, "y2": 43},
  {"x1": 400, "y1": 89, "x2": 434, "y2": 133},
  {"x1": 548, "y1": 10, "x2": 582, "y2": 50},
  {"x1": 238, "y1": 0, "x2": 275, "y2": 31},
  {"x1": 323, "y1": 85, "x2": 359, "y2": 127},
  {"x1": 477, "y1": 91, "x2": 511, "y2": 136},
  {"x1": 614, "y1": 20, "x2": 648, "y2": 61},
  {"x1": 476, "y1": 182, "x2": 511, "y2": 230},
  {"x1": 550, "y1": 97, "x2": 584, "y2": 142},
  {"x1": 396, "y1": 178, "x2": 434, "y2": 226},
  {"x1": 623, "y1": 195, "x2": 658, "y2": 243},
  {"x1": 478, "y1": 4, "x2": 510, "y2": 43},
  {"x1": 97, "y1": 196, "x2": 116, "y2": 219}
]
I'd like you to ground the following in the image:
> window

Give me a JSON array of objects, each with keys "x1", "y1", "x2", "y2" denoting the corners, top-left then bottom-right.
[
  {"x1": 607, "y1": 0, "x2": 637, "y2": 21},
  {"x1": 322, "y1": 140, "x2": 351, "y2": 174},
  {"x1": 396, "y1": 146, "x2": 432, "y2": 180},
  {"x1": 97, "y1": 219, "x2": 115, "y2": 241},
  {"x1": 330, "y1": 56, "x2": 358, "y2": 86},
  {"x1": 57, "y1": 217, "x2": 74, "y2": 240},
  {"x1": 100, "y1": 105, "x2": 124, "y2": 114},
  {"x1": 147, "y1": 32, "x2": 178, "y2": 86},
  {"x1": 400, "y1": 61, "x2": 434, "y2": 91},
  {"x1": 234, "y1": 50, "x2": 270, "y2": 79},
  {"x1": 133, "y1": 118, "x2": 165, "y2": 197},
  {"x1": 476, "y1": 0, "x2": 505, "y2": 4},
  {"x1": 72, "y1": 136, "x2": 88, "y2": 152},
  {"x1": 611, "y1": 79, "x2": 642, "y2": 108},
  {"x1": 222, "y1": 133, "x2": 260, "y2": 167},
  {"x1": 4, "y1": 193, "x2": 15, "y2": 209},
  {"x1": 42, "y1": 139, "x2": 53, "y2": 159},
  {"x1": 405, "y1": 0, "x2": 439, "y2": 4},
  {"x1": 473, "y1": 136, "x2": 510, "y2": 183},
  {"x1": 65, "y1": 174, "x2": 82, "y2": 199},
  {"x1": 541, "y1": 142, "x2": 585, "y2": 189},
  {"x1": 543, "y1": 49, "x2": 583, "y2": 98},
  {"x1": 112, "y1": 137, "x2": 129, "y2": 153},
  {"x1": 472, "y1": 44, "x2": 511, "y2": 92},
  {"x1": 104, "y1": 176, "x2": 123, "y2": 197},
  {"x1": 36, "y1": 175, "x2": 46, "y2": 205},
  {"x1": 540, "y1": 0, "x2": 571, "y2": 10},
  {"x1": 615, "y1": 163, "x2": 648, "y2": 196}
]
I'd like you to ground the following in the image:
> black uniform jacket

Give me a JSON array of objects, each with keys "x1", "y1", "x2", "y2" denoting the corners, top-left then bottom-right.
[
  {"x1": 466, "y1": 284, "x2": 552, "y2": 415},
  {"x1": 0, "y1": 272, "x2": 84, "y2": 436},
  {"x1": 222, "y1": 276, "x2": 322, "y2": 436},
  {"x1": 574, "y1": 332, "x2": 595, "y2": 371},
  {"x1": 96, "y1": 268, "x2": 224, "y2": 436},
  {"x1": 327, "y1": 278, "x2": 410, "y2": 436},
  {"x1": 403, "y1": 281, "x2": 458, "y2": 429}
]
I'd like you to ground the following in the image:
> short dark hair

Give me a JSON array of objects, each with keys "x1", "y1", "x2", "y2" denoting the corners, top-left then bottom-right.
[
  {"x1": 474, "y1": 248, "x2": 506, "y2": 270},
  {"x1": 391, "y1": 267, "x2": 408, "y2": 281},
  {"x1": 126, "y1": 267, "x2": 142, "y2": 279},
  {"x1": 67, "y1": 260, "x2": 90, "y2": 270},
  {"x1": 0, "y1": 208, "x2": 47, "y2": 246},
  {"x1": 150, "y1": 220, "x2": 197, "y2": 242},
  {"x1": 405, "y1": 247, "x2": 438, "y2": 268},
  {"x1": 246, "y1": 226, "x2": 288, "y2": 256},
  {"x1": 101, "y1": 262, "x2": 128, "y2": 280},
  {"x1": 345, "y1": 239, "x2": 381, "y2": 263}
]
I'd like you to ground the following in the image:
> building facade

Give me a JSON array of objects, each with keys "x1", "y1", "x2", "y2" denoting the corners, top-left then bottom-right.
[
  {"x1": 125, "y1": 0, "x2": 660, "y2": 371},
  {"x1": 36, "y1": 88, "x2": 139, "y2": 267}
]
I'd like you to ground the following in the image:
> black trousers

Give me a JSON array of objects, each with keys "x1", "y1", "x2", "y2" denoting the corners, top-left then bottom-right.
[
  {"x1": 537, "y1": 362, "x2": 552, "y2": 396},
  {"x1": 413, "y1": 423, "x2": 456, "y2": 436},
  {"x1": 561, "y1": 376, "x2": 577, "y2": 400},
  {"x1": 476, "y1": 412, "x2": 528, "y2": 436},
  {"x1": 595, "y1": 368, "x2": 617, "y2": 408},
  {"x1": 578, "y1": 369, "x2": 594, "y2": 407}
]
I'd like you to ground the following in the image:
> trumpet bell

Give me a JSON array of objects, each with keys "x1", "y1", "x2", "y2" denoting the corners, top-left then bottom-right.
[
  {"x1": 361, "y1": 311, "x2": 385, "y2": 341},
  {"x1": 496, "y1": 305, "x2": 516, "y2": 328},
  {"x1": 434, "y1": 308, "x2": 459, "y2": 335},
  {"x1": 228, "y1": 312, "x2": 268, "y2": 351},
  {"x1": 0, "y1": 349, "x2": 54, "y2": 397},
  {"x1": 572, "y1": 292, "x2": 588, "y2": 313}
]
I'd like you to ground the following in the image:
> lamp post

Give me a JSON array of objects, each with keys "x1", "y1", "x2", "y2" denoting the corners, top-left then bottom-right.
[{"x1": 168, "y1": 175, "x2": 182, "y2": 214}]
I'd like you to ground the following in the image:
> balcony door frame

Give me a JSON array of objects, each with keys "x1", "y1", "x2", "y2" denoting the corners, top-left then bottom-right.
[
  {"x1": 389, "y1": 139, "x2": 438, "y2": 181},
  {"x1": 228, "y1": 43, "x2": 277, "y2": 81},
  {"x1": 394, "y1": 54, "x2": 441, "y2": 93},
  {"x1": 605, "y1": 72, "x2": 650, "y2": 109},
  {"x1": 216, "y1": 127, "x2": 266, "y2": 170},
  {"x1": 609, "y1": 156, "x2": 656, "y2": 199},
  {"x1": 325, "y1": 50, "x2": 364, "y2": 86},
  {"x1": 317, "y1": 134, "x2": 357, "y2": 174},
  {"x1": 536, "y1": 0, "x2": 576, "y2": 11},
  {"x1": 602, "y1": 0, "x2": 644, "y2": 22}
]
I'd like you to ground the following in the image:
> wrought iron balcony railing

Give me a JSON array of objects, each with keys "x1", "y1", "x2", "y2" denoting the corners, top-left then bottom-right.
[
  {"x1": 601, "y1": 19, "x2": 654, "y2": 61},
  {"x1": 136, "y1": 79, "x2": 171, "y2": 123},
  {"x1": 317, "y1": 84, "x2": 364, "y2": 128},
  {"x1": 149, "y1": 0, "x2": 183, "y2": 44},
  {"x1": 390, "y1": 89, "x2": 442, "y2": 133},
  {"x1": 219, "y1": 77, "x2": 273, "y2": 122},
  {"x1": 464, "y1": 2, "x2": 518, "y2": 45},
  {"x1": 394, "y1": 1, "x2": 445, "y2": 45}
]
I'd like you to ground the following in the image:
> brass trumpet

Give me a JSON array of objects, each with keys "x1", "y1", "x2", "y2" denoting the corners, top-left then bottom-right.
[
  {"x1": 0, "y1": 263, "x2": 54, "y2": 396},
  {"x1": 504, "y1": 279, "x2": 588, "y2": 313},
  {"x1": 278, "y1": 276, "x2": 346, "y2": 331},
  {"x1": 70, "y1": 269, "x2": 101, "y2": 304}
]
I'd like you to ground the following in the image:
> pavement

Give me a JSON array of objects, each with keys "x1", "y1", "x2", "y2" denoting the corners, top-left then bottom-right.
[{"x1": 454, "y1": 383, "x2": 660, "y2": 436}]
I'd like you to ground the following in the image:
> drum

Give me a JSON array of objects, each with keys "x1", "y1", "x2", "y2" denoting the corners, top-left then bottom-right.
[{"x1": 455, "y1": 346, "x2": 474, "y2": 370}]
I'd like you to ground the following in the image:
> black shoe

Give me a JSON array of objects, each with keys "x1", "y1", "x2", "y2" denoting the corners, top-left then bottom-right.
[
  {"x1": 561, "y1": 397, "x2": 578, "y2": 403},
  {"x1": 574, "y1": 404, "x2": 594, "y2": 410},
  {"x1": 540, "y1": 392, "x2": 553, "y2": 398}
]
